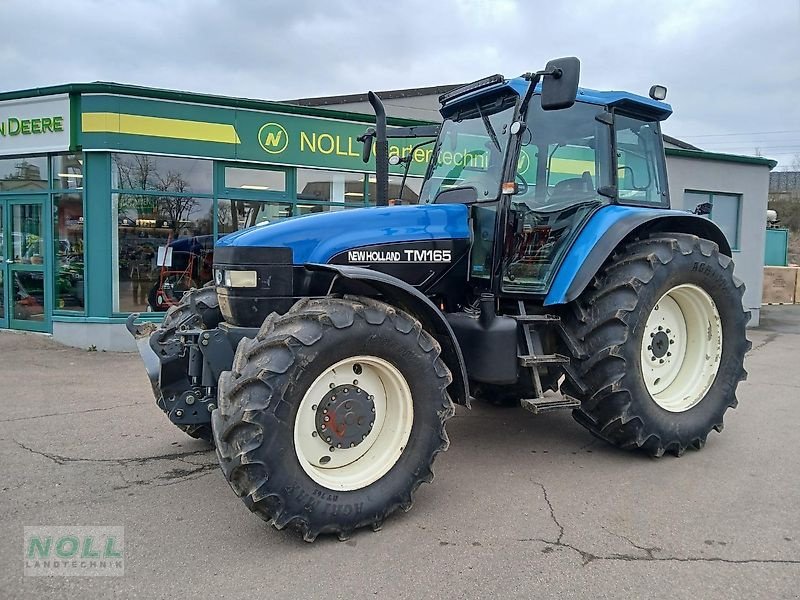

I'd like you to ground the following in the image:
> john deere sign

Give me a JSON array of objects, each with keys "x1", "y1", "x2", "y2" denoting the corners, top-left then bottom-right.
[
  {"x1": 79, "y1": 94, "x2": 430, "y2": 176},
  {"x1": 0, "y1": 95, "x2": 71, "y2": 155}
]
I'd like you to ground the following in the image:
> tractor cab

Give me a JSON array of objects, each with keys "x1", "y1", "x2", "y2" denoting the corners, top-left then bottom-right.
[{"x1": 418, "y1": 65, "x2": 673, "y2": 296}]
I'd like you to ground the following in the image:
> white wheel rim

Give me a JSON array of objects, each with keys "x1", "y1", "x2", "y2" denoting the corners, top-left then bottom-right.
[
  {"x1": 294, "y1": 356, "x2": 413, "y2": 491},
  {"x1": 640, "y1": 284, "x2": 723, "y2": 412}
]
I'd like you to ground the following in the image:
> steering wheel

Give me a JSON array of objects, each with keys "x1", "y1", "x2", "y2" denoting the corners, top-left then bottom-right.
[{"x1": 515, "y1": 173, "x2": 529, "y2": 195}]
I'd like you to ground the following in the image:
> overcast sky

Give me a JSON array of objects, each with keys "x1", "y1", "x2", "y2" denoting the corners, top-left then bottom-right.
[{"x1": 1, "y1": 0, "x2": 798, "y2": 166}]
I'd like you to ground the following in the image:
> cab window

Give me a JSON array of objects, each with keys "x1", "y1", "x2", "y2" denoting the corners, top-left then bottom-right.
[{"x1": 614, "y1": 114, "x2": 666, "y2": 205}]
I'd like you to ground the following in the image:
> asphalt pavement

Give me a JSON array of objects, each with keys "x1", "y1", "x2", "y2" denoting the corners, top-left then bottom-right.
[{"x1": 1, "y1": 306, "x2": 799, "y2": 599}]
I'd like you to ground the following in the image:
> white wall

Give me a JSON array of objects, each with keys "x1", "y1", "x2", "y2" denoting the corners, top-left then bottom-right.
[{"x1": 666, "y1": 155, "x2": 770, "y2": 326}]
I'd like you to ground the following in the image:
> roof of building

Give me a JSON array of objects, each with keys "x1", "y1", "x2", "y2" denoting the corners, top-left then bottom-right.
[
  {"x1": 0, "y1": 81, "x2": 430, "y2": 127},
  {"x1": 285, "y1": 84, "x2": 462, "y2": 107}
]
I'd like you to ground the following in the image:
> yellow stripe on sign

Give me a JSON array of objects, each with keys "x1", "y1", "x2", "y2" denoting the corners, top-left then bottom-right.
[
  {"x1": 82, "y1": 112, "x2": 241, "y2": 144},
  {"x1": 550, "y1": 157, "x2": 595, "y2": 176}
]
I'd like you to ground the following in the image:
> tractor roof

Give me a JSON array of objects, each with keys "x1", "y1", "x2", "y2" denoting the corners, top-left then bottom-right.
[{"x1": 441, "y1": 75, "x2": 672, "y2": 121}]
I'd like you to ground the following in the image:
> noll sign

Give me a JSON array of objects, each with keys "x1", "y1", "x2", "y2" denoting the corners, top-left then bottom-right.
[
  {"x1": 0, "y1": 95, "x2": 71, "y2": 156},
  {"x1": 24, "y1": 525, "x2": 124, "y2": 576}
]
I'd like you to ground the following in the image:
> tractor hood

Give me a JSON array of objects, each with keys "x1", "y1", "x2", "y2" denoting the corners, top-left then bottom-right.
[{"x1": 215, "y1": 203, "x2": 471, "y2": 264}]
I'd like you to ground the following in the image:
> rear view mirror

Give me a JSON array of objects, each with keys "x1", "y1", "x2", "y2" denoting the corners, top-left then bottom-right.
[{"x1": 541, "y1": 57, "x2": 580, "y2": 111}]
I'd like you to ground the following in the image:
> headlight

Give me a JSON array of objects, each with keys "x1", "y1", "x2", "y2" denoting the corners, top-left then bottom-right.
[{"x1": 223, "y1": 270, "x2": 258, "y2": 288}]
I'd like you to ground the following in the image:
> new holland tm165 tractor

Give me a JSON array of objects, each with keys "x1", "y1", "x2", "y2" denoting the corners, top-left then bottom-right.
[{"x1": 128, "y1": 57, "x2": 749, "y2": 541}]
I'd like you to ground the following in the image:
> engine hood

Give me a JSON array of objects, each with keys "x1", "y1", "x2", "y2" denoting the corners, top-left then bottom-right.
[{"x1": 215, "y1": 203, "x2": 471, "y2": 264}]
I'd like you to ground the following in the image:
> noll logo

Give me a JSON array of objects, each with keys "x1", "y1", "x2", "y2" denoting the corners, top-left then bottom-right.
[{"x1": 258, "y1": 122, "x2": 289, "y2": 154}]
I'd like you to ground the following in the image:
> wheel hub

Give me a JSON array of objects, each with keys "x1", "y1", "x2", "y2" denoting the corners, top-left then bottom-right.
[
  {"x1": 650, "y1": 329, "x2": 671, "y2": 359},
  {"x1": 315, "y1": 384, "x2": 375, "y2": 449}
]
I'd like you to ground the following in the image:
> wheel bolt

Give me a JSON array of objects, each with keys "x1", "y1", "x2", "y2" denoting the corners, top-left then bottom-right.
[
  {"x1": 324, "y1": 416, "x2": 330, "y2": 422},
  {"x1": 651, "y1": 357, "x2": 656, "y2": 361},
  {"x1": 647, "y1": 345, "x2": 652, "y2": 351},
  {"x1": 353, "y1": 380, "x2": 359, "y2": 386},
  {"x1": 658, "y1": 326, "x2": 663, "y2": 331},
  {"x1": 343, "y1": 388, "x2": 348, "y2": 393},
  {"x1": 321, "y1": 424, "x2": 326, "y2": 430},
  {"x1": 329, "y1": 383, "x2": 335, "y2": 389},
  {"x1": 329, "y1": 446, "x2": 335, "y2": 452},
  {"x1": 337, "y1": 443, "x2": 342, "y2": 448},
  {"x1": 666, "y1": 329, "x2": 671, "y2": 334},
  {"x1": 312, "y1": 431, "x2": 317, "y2": 437},
  {"x1": 659, "y1": 359, "x2": 664, "y2": 364},
  {"x1": 323, "y1": 409, "x2": 328, "y2": 414},
  {"x1": 667, "y1": 352, "x2": 672, "y2": 357},
  {"x1": 326, "y1": 437, "x2": 332, "y2": 443},
  {"x1": 670, "y1": 339, "x2": 674, "y2": 345},
  {"x1": 368, "y1": 395, "x2": 374, "y2": 401},
  {"x1": 350, "y1": 442, "x2": 355, "y2": 448},
  {"x1": 362, "y1": 434, "x2": 367, "y2": 440},
  {"x1": 650, "y1": 332, "x2": 655, "y2": 338},
  {"x1": 312, "y1": 405, "x2": 317, "y2": 411}
]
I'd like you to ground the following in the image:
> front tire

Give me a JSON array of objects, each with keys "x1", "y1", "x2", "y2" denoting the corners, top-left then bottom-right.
[
  {"x1": 212, "y1": 296, "x2": 454, "y2": 540},
  {"x1": 563, "y1": 233, "x2": 750, "y2": 457}
]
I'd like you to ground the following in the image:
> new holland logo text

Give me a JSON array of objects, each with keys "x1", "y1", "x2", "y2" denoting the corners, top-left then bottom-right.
[{"x1": 348, "y1": 249, "x2": 452, "y2": 263}]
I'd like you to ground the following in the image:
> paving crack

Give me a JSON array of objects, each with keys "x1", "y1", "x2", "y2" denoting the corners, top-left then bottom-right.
[
  {"x1": 13, "y1": 439, "x2": 212, "y2": 466},
  {"x1": 521, "y1": 479, "x2": 800, "y2": 566},
  {"x1": 747, "y1": 332, "x2": 779, "y2": 354},
  {"x1": 0, "y1": 402, "x2": 147, "y2": 423}
]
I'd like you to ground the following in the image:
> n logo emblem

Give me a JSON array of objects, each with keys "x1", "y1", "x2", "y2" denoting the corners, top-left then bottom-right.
[{"x1": 258, "y1": 122, "x2": 289, "y2": 154}]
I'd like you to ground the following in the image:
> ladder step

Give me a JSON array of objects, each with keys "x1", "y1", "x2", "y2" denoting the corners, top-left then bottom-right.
[
  {"x1": 511, "y1": 314, "x2": 561, "y2": 323},
  {"x1": 521, "y1": 396, "x2": 581, "y2": 414},
  {"x1": 518, "y1": 353, "x2": 571, "y2": 367}
]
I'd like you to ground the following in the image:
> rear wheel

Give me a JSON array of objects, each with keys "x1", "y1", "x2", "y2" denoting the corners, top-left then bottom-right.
[
  {"x1": 212, "y1": 296, "x2": 454, "y2": 541},
  {"x1": 563, "y1": 233, "x2": 749, "y2": 456}
]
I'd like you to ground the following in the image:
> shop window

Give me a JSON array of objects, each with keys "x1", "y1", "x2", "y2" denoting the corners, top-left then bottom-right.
[
  {"x1": 0, "y1": 156, "x2": 48, "y2": 192},
  {"x1": 52, "y1": 153, "x2": 84, "y2": 190},
  {"x1": 218, "y1": 199, "x2": 293, "y2": 234},
  {"x1": 367, "y1": 175, "x2": 422, "y2": 205},
  {"x1": 113, "y1": 194, "x2": 214, "y2": 313},
  {"x1": 224, "y1": 167, "x2": 286, "y2": 193},
  {"x1": 112, "y1": 154, "x2": 213, "y2": 194},
  {"x1": 685, "y1": 191, "x2": 741, "y2": 249},
  {"x1": 54, "y1": 193, "x2": 85, "y2": 311},
  {"x1": 296, "y1": 169, "x2": 366, "y2": 203}
]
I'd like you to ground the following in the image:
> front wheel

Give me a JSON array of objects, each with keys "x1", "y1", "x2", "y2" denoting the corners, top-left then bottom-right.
[
  {"x1": 212, "y1": 296, "x2": 454, "y2": 541},
  {"x1": 563, "y1": 233, "x2": 750, "y2": 457}
]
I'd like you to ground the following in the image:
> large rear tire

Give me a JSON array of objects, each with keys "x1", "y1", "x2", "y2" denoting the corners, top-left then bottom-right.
[
  {"x1": 563, "y1": 233, "x2": 750, "y2": 457},
  {"x1": 212, "y1": 296, "x2": 454, "y2": 541},
  {"x1": 150, "y1": 282, "x2": 222, "y2": 441}
]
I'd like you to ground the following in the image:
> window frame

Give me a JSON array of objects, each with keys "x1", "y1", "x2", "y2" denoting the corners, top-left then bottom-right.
[{"x1": 684, "y1": 189, "x2": 742, "y2": 250}]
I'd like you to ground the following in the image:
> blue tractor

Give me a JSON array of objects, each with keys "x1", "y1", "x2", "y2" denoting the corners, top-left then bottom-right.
[{"x1": 128, "y1": 58, "x2": 749, "y2": 541}]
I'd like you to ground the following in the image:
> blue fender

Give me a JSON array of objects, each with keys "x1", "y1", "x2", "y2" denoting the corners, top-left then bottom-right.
[{"x1": 544, "y1": 205, "x2": 732, "y2": 306}]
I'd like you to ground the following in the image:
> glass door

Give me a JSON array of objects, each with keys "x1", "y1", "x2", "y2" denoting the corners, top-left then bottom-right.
[
  {"x1": 2, "y1": 196, "x2": 49, "y2": 332},
  {"x1": 0, "y1": 203, "x2": 5, "y2": 329}
]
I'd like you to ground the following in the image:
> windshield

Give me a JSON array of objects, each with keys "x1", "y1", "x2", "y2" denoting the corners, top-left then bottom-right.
[{"x1": 419, "y1": 93, "x2": 517, "y2": 203}]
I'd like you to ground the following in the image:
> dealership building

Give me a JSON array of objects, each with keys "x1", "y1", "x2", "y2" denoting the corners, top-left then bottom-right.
[{"x1": 0, "y1": 82, "x2": 776, "y2": 350}]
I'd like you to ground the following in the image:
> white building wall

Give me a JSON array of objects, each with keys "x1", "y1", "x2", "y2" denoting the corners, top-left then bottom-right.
[{"x1": 665, "y1": 155, "x2": 770, "y2": 326}]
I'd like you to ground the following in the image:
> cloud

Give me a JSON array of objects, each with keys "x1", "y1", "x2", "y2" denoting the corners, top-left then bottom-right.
[{"x1": 1, "y1": 0, "x2": 798, "y2": 165}]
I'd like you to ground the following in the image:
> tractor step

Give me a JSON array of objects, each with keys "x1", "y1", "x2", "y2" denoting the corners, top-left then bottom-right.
[
  {"x1": 520, "y1": 395, "x2": 581, "y2": 414},
  {"x1": 518, "y1": 353, "x2": 571, "y2": 367},
  {"x1": 510, "y1": 314, "x2": 561, "y2": 323}
]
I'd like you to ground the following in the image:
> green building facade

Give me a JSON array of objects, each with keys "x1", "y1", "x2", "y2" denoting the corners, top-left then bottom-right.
[{"x1": 0, "y1": 84, "x2": 427, "y2": 349}]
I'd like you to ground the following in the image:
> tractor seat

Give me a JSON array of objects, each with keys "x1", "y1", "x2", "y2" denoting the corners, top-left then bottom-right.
[{"x1": 548, "y1": 171, "x2": 594, "y2": 202}]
